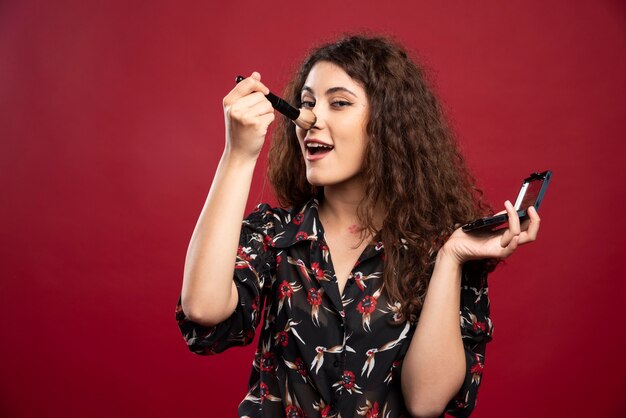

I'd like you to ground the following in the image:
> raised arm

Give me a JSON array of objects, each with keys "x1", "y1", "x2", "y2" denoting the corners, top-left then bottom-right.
[
  {"x1": 181, "y1": 72, "x2": 274, "y2": 327},
  {"x1": 401, "y1": 201, "x2": 540, "y2": 417}
]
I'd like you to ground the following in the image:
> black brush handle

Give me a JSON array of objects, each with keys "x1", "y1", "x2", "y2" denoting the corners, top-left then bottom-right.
[{"x1": 235, "y1": 75, "x2": 299, "y2": 121}]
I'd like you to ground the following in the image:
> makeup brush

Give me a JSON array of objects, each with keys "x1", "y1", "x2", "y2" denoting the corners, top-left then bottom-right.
[{"x1": 235, "y1": 75, "x2": 316, "y2": 130}]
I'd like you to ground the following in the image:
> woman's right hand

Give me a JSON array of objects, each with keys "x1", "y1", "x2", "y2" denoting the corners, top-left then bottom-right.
[{"x1": 222, "y1": 71, "x2": 275, "y2": 160}]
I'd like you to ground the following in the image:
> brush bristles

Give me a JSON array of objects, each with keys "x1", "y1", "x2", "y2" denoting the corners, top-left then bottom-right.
[{"x1": 294, "y1": 109, "x2": 317, "y2": 130}]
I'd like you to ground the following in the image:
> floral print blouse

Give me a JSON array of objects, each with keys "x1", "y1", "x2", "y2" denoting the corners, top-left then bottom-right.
[{"x1": 175, "y1": 199, "x2": 493, "y2": 418}]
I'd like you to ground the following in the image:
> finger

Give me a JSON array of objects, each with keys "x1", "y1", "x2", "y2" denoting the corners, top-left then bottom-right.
[
  {"x1": 527, "y1": 205, "x2": 540, "y2": 222},
  {"x1": 518, "y1": 206, "x2": 541, "y2": 245},
  {"x1": 224, "y1": 73, "x2": 270, "y2": 104},
  {"x1": 229, "y1": 102, "x2": 274, "y2": 129},
  {"x1": 500, "y1": 200, "x2": 520, "y2": 247},
  {"x1": 520, "y1": 218, "x2": 531, "y2": 231},
  {"x1": 249, "y1": 99, "x2": 274, "y2": 117},
  {"x1": 505, "y1": 200, "x2": 521, "y2": 235},
  {"x1": 242, "y1": 71, "x2": 268, "y2": 93},
  {"x1": 242, "y1": 112, "x2": 275, "y2": 137},
  {"x1": 500, "y1": 235, "x2": 520, "y2": 259},
  {"x1": 227, "y1": 93, "x2": 270, "y2": 123},
  {"x1": 258, "y1": 112, "x2": 276, "y2": 127},
  {"x1": 234, "y1": 92, "x2": 274, "y2": 114}
]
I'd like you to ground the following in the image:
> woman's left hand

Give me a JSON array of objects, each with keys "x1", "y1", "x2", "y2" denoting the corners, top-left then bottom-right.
[{"x1": 440, "y1": 200, "x2": 541, "y2": 265}]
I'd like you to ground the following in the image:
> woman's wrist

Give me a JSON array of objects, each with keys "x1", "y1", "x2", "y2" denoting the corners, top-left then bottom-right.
[
  {"x1": 221, "y1": 146, "x2": 260, "y2": 169},
  {"x1": 429, "y1": 246, "x2": 463, "y2": 287},
  {"x1": 436, "y1": 244, "x2": 465, "y2": 268}
]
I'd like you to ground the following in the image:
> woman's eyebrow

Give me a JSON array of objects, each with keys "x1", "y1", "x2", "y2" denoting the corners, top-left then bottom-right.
[{"x1": 301, "y1": 86, "x2": 358, "y2": 97}]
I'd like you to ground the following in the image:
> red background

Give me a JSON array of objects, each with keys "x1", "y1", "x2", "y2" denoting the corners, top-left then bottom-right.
[{"x1": 1, "y1": 1, "x2": 625, "y2": 417}]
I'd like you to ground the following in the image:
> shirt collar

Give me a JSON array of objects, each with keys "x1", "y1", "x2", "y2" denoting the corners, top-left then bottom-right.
[
  {"x1": 272, "y1": 199, "x2": 385, "y2": 262},
  {"x1": 272, "y1": 198, "x2": 323, "y2": 249}
]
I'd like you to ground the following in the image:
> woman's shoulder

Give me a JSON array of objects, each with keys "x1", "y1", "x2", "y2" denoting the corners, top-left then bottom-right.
[
  {"x1": 245, "y1": 203, "x2": 295, "y2": 223},
  {"x1": 249, "y1": 197, "x2": 319, "y2": 220},
  {"x1": 244, "y1": 199, "x2": 319, "y2": 238}
]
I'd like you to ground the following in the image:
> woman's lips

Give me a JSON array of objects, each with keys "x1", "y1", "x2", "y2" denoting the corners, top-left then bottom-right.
[
  {"x1": 305, "y1": 147, "x2": 332, "y2": 161},
  {"x1": 304, "y1": 138, "x2": 334, "y2": 161}
]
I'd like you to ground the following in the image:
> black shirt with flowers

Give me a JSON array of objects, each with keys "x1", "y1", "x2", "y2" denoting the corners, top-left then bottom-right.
[{"x1": 176, "y1": 199, "x2": 493, "y2": 417}]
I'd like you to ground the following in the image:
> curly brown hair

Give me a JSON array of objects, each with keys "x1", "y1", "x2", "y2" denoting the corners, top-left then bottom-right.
[{"x1": 268, "y1": 35, "x2": 492, "y2": 322}]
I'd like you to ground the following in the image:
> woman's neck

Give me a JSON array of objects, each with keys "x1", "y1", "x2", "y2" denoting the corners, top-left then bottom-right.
[
  {"x1": 319, "y1": 180, "x2": 384, "y2": 236},
  {"x1": 319, "y1": 192, "x2": 361, "y2": 230}
]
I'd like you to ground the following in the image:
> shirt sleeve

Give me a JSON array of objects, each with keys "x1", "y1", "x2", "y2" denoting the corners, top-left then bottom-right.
[
  {"x1": 445, "y1": 262, "x2": 493, "y2": 417},
  {"x1": 175, "y1": 203, "x2": 276, "y2": 355}
]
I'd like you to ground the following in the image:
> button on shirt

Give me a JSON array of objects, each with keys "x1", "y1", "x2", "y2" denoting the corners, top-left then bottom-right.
[{"x1": 175, "y1": 199, "x2": 493, "y2": 418}]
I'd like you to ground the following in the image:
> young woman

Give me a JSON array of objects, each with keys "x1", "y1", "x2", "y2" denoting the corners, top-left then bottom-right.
[{"x1": 176, "y1": 35, "x2": 540, "y2": 418}]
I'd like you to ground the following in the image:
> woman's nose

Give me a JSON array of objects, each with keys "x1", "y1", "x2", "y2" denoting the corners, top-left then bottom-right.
[{"x1": 308, "y1": 107, "x2": 325, "y2": 130}]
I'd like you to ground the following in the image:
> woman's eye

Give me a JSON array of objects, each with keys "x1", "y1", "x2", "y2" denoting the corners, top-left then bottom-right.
[
  {"x1": 301, "y1": 100, "x2": 315, "y2": 108},
  {"x1": 331, "y1": 100, "x2": 352, "y2": 108}
]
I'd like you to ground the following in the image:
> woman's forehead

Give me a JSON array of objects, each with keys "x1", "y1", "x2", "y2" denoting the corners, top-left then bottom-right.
[{"x1": 301, "y1": 61, "x2": 364, "y2": 95}]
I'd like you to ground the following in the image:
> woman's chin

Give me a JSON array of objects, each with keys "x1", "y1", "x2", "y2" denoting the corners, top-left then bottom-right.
[{"x1": 306, "y1": 176, "x2": 327, "y2": 187}]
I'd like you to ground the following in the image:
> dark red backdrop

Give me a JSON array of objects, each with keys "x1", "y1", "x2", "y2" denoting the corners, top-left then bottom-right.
[{"x1": 1, "y1": 1, "x2": 625, "y2": 417}]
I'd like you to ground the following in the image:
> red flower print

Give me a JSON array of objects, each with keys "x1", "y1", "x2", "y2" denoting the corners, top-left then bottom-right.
[
  {"x1": 279, "y1": 281, "x2": 294, "y2": 298},
  {"x1": 259, "y1": 382, "x2": 269, "y2": 401},
  {"x1": 470, "y1": 361, "x2": 484, "y2": 375},
  {"x1": 285, "y1": 405, "x2": 303, "y2": 418},
  {"x1": 260, "y1": 352, "x2": 276, "y2": 372},
  {"x1": 357, "y1": 295, "x2": 377, "y2": 314},
  {"x1": 293, "y1": 213, "x2": 304, "y2": 225},
  {"x1": 320, "y1": 405, "x2": 331, "y2": 417},
  {"x1": 307, "y1": 288, "x2": 322, "y2": 306},
  {"x1": 470, "y1": 354, "x2": 484, "y2": 385},
  {"x1": 295, "y1": 358, "x2": 308, "y2": 377},
  {"x1": 237, "y1": 245, "x2": 252, "y2": 262},
  {"x1": 353, "y1": 272, "x2": 366, "y2": 291},
  {"x1": 473, "y1": 321, "x2": 486, "y2": 332},
  {"x1": 276, "y1": 254, "x2": 282, "y2": 265},
  {"x1": 367, "y1": 401, "x2": 380, "y2": 418},
  {"x1": 277, "y1": 280, "x2": 302, "y2": 315},
  {"x1": 276, "y1": 331, "x2": 289, "y2": 347},
  {"x1": 307, "y1": 287, "x2": 324, "y2": 327},
  {"x1": 385, "y1": 360, "x2": 402, "y2": 383},
  {"x1": 357, "y1": 399, "x2": 380, "y2": 417},
  {"x1": 318, "y1": 240, "x2": 330, "y2": 262},
  {"x1": 295, "y1": 231, "x2": 308, "y2": 241},
  {"x1": 310, "y1": 262, "x2": 325, "y2": 280},
  {"x1": 332, "y1": 369, "x2": 363, "y2": 394},
  {"x1": 339, "y1": 370, "x2": 356, "y2": 390}
]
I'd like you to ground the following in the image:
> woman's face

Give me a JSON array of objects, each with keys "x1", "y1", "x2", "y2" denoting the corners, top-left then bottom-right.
[{"x1": 295, "y1": 61, "x2": 370, "y2": 188}]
